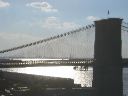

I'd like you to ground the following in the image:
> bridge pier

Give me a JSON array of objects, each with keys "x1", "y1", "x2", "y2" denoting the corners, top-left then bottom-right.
[{"x1": 93, "y1": 18, "x2": 123, "y2": 96}]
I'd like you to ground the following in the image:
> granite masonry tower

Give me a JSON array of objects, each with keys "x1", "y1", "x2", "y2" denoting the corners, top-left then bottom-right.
[{"x1": 93, "y1": 18, "x2": 123, "y2": 96}]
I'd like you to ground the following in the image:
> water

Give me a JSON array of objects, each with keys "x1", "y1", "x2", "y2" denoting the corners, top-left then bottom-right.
[
  {"x1": 123, "y1": 68, "x2": 128, "y2": 96},
  {"x1": 0, "y1": 66, "x2": 93, "y2": 87},
  {"x1": 0, "y1": 67, "x2": 128, "y2": 95}
]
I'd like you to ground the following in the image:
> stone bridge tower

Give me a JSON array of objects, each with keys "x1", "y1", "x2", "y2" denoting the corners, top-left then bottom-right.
[{"x1": 93, "y1": 18, "x2": 123, "y2": 96}]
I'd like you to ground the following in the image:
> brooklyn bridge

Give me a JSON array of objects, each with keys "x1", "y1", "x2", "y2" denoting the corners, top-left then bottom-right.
[
  {"x1": 0, "y1": 18, "x2": 128, "y2": 96},
  {"x1": 0, "y1": 18, "x2": 128, "y2": 68}
]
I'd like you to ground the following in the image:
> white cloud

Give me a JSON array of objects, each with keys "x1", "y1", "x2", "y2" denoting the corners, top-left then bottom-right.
[
  {"x1": 86, "y1": 16, "x2": 100, "y2": 22},
  {"x1": 0, "y1": 0, "x2": 10, "y2": 8},
  {"x1": 26, "y1": 1, "x2": 58, "y2": 12},
  {"x1": 29, "y1": 16, "x2": 81, "y2": 36},
  {"x1": 42, "y1": 17, "x2": 60, "y2": 29},
  {"x1": 42, "y1": 16, "x2": 80, "y2": 31}
]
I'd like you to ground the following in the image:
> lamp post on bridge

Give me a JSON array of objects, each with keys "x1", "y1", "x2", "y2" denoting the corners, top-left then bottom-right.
[{"x1": 93, "y1": 18, "x2": 123, "y2": 96}]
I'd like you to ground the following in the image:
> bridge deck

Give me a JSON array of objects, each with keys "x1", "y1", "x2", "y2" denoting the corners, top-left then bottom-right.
[
  {"x1": 0, "y1": 58, "x2": 128, "y2": 68},
  {"x1": 0, "y1": 58, "x2": 94, "y2": 68}
]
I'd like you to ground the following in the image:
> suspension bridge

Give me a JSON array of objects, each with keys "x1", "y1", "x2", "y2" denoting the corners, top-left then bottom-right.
[
  {"x1": 0, "y1": 18, "x2": 128, "y2": 68},
  {"x1": 0, "y1": 18, "x2": 128, "y2": 96}
]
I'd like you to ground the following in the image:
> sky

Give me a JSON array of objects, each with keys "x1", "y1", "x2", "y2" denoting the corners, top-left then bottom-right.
[{"x1": 0, "y1": 0, "x2": 128, "y2": 50}]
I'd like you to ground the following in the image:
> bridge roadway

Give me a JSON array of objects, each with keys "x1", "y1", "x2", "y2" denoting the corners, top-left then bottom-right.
[
  {"x1": 0, "y1": 58, "x2": 128, "y2": 68},
  {"x1": 0, "y1": 58, "x2": 94, "y2": 68}
]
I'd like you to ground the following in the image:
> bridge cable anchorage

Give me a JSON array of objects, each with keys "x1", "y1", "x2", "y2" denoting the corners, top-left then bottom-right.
[{"x1": 0, "y1": 23, "x2": 95, "y2": 54}]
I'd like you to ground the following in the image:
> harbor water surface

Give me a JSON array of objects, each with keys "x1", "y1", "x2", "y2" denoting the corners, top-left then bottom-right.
[{"x1": 0, "y1": 67, "x2": 128, "y2": 95}]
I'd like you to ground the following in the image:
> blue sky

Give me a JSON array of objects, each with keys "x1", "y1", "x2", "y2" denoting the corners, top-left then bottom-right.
[{"x1": 0, "y1": 0, "x2": 128, "y2": 50}]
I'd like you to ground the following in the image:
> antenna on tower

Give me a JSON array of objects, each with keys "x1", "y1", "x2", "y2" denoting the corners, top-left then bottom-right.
[
  {"x1": 107, "y1": 10, "x2": 110, "y2": 18},
  {"x1": 107, "y1": 10, "x2": 110, "y2": 15}
]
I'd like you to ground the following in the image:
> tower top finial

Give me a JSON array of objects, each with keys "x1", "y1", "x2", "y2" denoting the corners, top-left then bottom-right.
[{"x1": 107, "y1": 10, "x2": 110, "y2": 15}]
